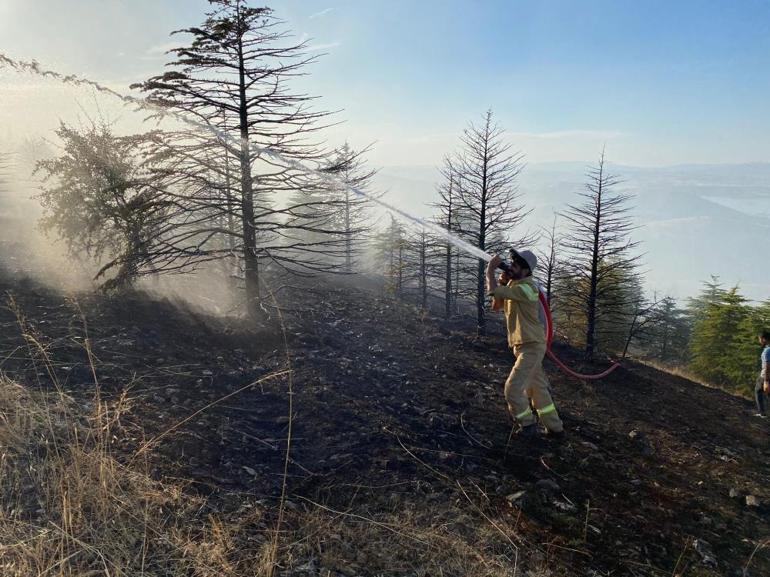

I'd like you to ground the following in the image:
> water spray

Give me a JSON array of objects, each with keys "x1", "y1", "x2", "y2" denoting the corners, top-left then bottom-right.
[{"x1": 0, "y1": 53, "x2": 619, "y2": 380}]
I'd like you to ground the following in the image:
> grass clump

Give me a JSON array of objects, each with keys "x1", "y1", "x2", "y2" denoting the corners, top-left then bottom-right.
[{"x1": 0, "y1": 373, "x2": 266, "y2": 576}]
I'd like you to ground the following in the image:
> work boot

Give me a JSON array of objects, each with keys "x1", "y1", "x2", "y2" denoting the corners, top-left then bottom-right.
[
  {"x1": 546, "y1": 429, "x2": 566, "y2": 442},
  {"x1": 519, "y1": 424, "x2": 539, "y2": 440}
]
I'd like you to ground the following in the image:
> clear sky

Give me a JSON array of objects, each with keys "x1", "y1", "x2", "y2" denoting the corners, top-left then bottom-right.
[{"x1": 3, "y1": 0, "x2": 770, "y2": 167}]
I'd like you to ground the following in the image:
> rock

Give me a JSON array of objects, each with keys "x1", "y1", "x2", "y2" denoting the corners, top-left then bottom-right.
[
  {"x1": 506, "y1": 490, "x2": 527, "y2": 505},
  {"x1": 291, "y1": 559, "x2": 318, "y2": 575},
  {"x1": 535, "y1": 479, "x2": 561, "y2": 493},
  {"x1": 581, "y1": 441, "x2": 599, "y2": 451},
  {"x1": 554, "y1": 499, "x2": 576, "y2": 512},
  {"x1": 746, "y1": 495, "x2": 760, "y2": 507},
  {"x1": 729, "y1": 488, "x2": 741, "y2": 499},
  {"x1": 693, "y1": 538, "x2": 717, "y2": 568}
]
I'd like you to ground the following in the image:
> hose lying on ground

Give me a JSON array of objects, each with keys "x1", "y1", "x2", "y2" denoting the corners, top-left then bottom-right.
[{"x1": 538, "y1": 290, "x2": 621, "y2": 380}]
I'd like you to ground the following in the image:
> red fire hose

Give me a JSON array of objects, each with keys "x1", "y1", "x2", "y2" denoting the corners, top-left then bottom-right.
[{"x1": 538, "y1": 290, "x2": 621, "y2": 380}]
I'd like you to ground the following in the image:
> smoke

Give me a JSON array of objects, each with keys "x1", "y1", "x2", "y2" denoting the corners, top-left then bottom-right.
[
  {"x1": 0, "y1": 54, "x2": 496, "y2": 263},
  {"x1": 0, "y1": 137, "x2": 97, "y2": 291},
  {"x1": 0, "y1": 54, "x2": 500, "y2": 318}
]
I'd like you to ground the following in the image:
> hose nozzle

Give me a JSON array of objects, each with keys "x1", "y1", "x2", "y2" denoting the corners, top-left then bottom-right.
[{"x1": 497, "y1": 261, "x2": 513, "y2": 275}]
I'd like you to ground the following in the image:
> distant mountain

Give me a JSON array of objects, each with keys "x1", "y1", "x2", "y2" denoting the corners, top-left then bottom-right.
[{"x1": 372, "y1": 162, "x2": 770, "y2": 303}]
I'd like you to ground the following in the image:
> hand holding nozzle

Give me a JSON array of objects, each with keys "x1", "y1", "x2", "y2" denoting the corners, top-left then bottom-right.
[
  {"x1": 487, "y1": 254, "x2": 503, "y2": 272},
  {"x1": 486, "y1": 255, "x2": 511, "y2": 311},
  {"x1": 488, "y1": 254, "x2": 514, "y2": 276},
  {"x1": 485, "y1": 255, "x2": 501, "y2": 295}
]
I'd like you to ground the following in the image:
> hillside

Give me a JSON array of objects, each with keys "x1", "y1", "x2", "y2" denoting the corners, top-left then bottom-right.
[{"x1": 0, "y1": 258, "x2": 768, "y2": 576}]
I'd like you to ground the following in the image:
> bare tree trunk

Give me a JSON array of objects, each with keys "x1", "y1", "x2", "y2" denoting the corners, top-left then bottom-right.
[
  {"x1": 543, "y1": 215, "x2": 559, "y2": 304},
  {"x1": 445, "y1": 243, "x2": 452, "y2": 318},
  {"x1": 585, "y1": 160, "x2": 603, "y2": 360},
  {"x1": 444, "y1": 176, "x2": 454, "y2": 319},
  {"x1": 238, "y1": 32, "x2": 260, "y2": 318},
  {"x1": 420, "y1": 233, "x2": 427, "y2": 310},
  {"x1": 476, "y1": 174, "x2": 487, "y2": 336},
  {"x1": 223, "y1": 138, "x2": 239, "y2": 277},
  {"x1": 454, "y1": 248, "x2": 460, "y2": 314},
  {"x1": 621, "y1": 311, "x2": 638, "y2": 359},
  {"x1": 344, "y1": 189, "x2": 352, "y2": 272}
]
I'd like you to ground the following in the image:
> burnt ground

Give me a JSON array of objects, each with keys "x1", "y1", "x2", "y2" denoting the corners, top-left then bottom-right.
[{"x1": 1, "y1": 250, "x2": 769, "y2": 576}]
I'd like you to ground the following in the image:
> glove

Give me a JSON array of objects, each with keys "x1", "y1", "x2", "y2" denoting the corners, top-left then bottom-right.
[{"x1": 490, "y1": 272, "x2": 511, "y2": 312}]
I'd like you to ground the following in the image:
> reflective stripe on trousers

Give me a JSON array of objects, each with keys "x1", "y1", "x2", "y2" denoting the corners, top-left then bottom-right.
[{"x1": 505, "y1": 342, "x2": 564, "y2": 433}]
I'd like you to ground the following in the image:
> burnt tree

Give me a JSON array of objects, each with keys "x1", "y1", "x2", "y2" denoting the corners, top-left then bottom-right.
[
  {"x1": 560, "y1": 150, "x2": 642, "y2": 360},
  {"x1": 133, "y1": 0, "x2": 330, "y2": 318},
  {"x1": 452, "y1": 110, "x2": 531, "y2": 335}
]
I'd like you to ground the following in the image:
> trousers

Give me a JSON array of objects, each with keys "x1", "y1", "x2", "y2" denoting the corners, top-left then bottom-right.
[
  {"x1": 755, "y1": 374, "x2": 767, "y2": 415},
  {"x1": 504, "y1": 342, "x2": 564, "y2": 433}
]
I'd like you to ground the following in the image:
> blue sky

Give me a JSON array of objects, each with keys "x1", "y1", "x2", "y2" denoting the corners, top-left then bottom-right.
[
  {"x1": 282, "y1": 0, "x2": 770, "y2": 166},
  {"x1": 3, "y1": 0, "x2": 770, "y2": 166}
]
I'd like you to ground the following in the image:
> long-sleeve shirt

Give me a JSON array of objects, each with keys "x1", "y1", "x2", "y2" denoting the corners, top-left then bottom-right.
[{"x1": 490, "y1": 276, "x2": 545, "y2": 347}]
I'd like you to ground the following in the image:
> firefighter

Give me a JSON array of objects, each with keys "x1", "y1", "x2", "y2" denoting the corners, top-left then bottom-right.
[{"x1": 486, "y1": 250, "x2": 564, "y2": 440}]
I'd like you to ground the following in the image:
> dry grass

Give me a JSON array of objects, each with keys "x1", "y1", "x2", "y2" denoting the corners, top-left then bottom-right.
[
  {"x1": 634, "y1": 358, "x2": 746, "y2": 396},
  {"x1": 0, "y1": 373, "x2": 207, "y2": 576},
  {"x1": 0, "y1": 300, "x2": 275, "y2": 577},
  {"x1": 277, "y1": 498, "x2": 564, "y2": 577}
]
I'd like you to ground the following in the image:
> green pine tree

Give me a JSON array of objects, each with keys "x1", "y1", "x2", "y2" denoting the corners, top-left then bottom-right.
[
  {"x1": 726, "y1": 300, "x2": 770, "y2": 394},
  {"x1": 689, "y1": 285, "x2": 749, "y2": 388}
]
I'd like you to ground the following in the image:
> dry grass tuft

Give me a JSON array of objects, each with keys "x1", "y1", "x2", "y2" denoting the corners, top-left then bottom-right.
[
  {"x1": 0, "y1": 369, "x2": 273, "y2": 576},
  {"x1": 0, "y1": 296, "x2": 283, "y2": 576},
  {"x1": 276, "y1": 497, "x2": 562, "y2": 577},
  {"x1": 0, "y1": 375, "x2": 191, "y2": 576},
  {"x1": 634, "y1": 358, "x2": 737, "y2": 395}
]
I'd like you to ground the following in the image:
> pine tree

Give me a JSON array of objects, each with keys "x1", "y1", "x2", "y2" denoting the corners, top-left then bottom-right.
[
  {"x1": 450, "y1": 110, "x2": 531, "y2": 335},
  {"x1": 559, "y1": 150, "x2": 642, "y2": 360},
  {"x1": 132, "y1": 0, "x2": 330, "y2": 318},
  {"x1": 322, "y1": 143, "x2": 378, "y2": 273},
  {"x1": 689, "y1": 286, "x2": 749, "y2": 387},
  {"x1": 644, "y1": 296, "x2": 690, "y2": 364},
  {"x1": 553, "y1": 256, "x2": 644, "y2": 356},
  {"x1": 727, "y1": 300, "x2": 770, "y2": 393},
  {"x1": 373, "y1": 215, "x2": 408, "y2": 295},
  {"x1": 537, "y1": 215, "x2": 562, "y2": 306},
  {"x1": 686, "y1": 276, "x2": 726, "y2": 327},
  {"x1": 434, "y1": 158, "x2": 459, "y2": 318},
  {"x1": 35, "y1": 122, "x2": 171, "y2": 289}
]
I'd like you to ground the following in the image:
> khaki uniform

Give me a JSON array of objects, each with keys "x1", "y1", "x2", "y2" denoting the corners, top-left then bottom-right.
[{"x1": 491, "y1": 277, "x2": 563, "y2": 433}]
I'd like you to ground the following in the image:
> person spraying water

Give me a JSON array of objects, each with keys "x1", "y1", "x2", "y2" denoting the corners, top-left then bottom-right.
[{"x1": 486, "y1": 250, "x2": 565, "y2": 440}]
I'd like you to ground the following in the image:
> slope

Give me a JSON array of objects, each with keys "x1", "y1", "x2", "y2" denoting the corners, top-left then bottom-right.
[{"x1": 0, "y1": 263, "x2": 768, "y2": 576}]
